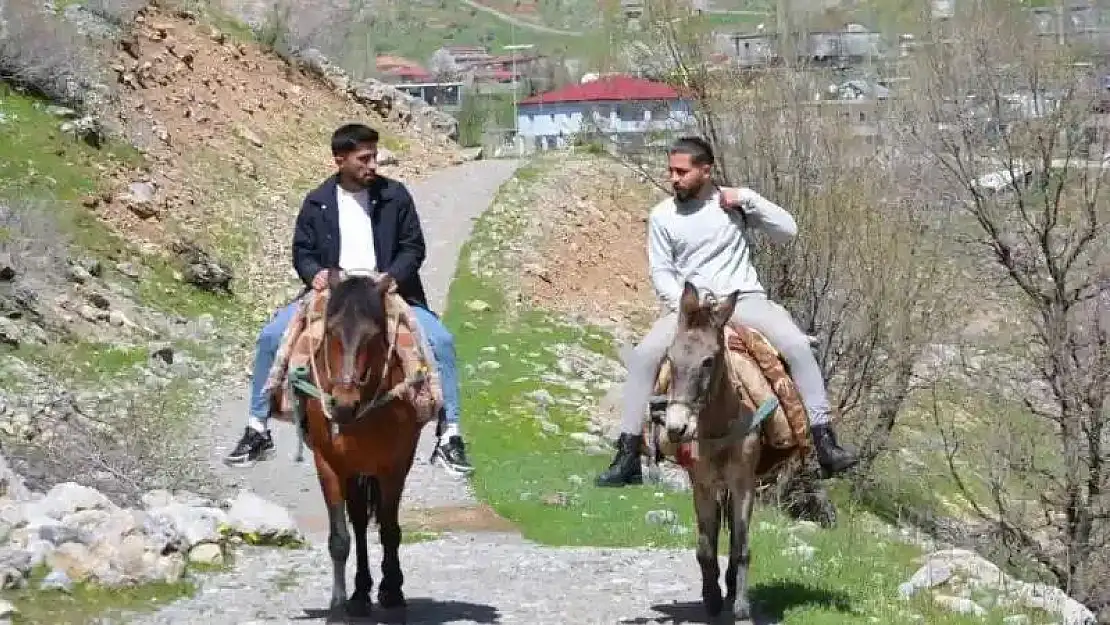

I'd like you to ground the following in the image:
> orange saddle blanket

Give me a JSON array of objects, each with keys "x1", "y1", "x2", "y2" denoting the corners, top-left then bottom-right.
[{"x1": 261, "y1": 284, "x2": 444, "y2": 427}]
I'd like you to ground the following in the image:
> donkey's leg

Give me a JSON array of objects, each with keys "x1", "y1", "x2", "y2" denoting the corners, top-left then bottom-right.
[
  {"x1": 725, "y1": 461, "x2": 758, "y2": 621},
  {"x1": 692, "y1": 476, "x2": 724, "y2": 617},
  {"x1": 345, "y1": 475, "x2": 373, "y2": 617},
  {"x1": 375, "y1": 472, "x2": 407, "y2": 611}
]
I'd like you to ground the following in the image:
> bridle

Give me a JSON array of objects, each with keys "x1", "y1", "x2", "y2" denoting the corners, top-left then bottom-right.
[{"x1": 310, "y1": 269, "x2": 401, "y2": 428}]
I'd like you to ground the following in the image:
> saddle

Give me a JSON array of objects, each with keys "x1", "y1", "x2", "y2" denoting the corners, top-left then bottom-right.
[
  {"x1": 644, "y1": 323, "x2": 812, "y2": 478},
  {"x1": 261, "y1": 283, "x2": 444, "y2": 429}
]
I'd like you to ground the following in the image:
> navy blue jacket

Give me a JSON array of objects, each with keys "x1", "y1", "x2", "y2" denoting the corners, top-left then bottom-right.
[{"x1": 291, "y1": 174, "x2": 430, "y2": 310}]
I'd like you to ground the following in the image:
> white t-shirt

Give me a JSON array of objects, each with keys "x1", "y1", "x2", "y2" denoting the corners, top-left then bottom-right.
[{"x1": 336, "y1": 186, "x2": 378, "y2": 272}]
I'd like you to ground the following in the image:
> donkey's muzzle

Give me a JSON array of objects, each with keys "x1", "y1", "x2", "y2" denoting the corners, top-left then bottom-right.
[{"x1": 666, "y1": 424, "x2": 689, "y2": 443}]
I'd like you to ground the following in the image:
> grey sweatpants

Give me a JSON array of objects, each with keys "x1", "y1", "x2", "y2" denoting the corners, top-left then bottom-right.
[{"x1": 618, "y1": 293, "x2": 830, "y2": 434}]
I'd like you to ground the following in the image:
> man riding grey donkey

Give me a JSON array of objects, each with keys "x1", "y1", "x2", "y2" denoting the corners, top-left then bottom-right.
[
  {"x1": 223, "y1": 123, "x2": 474, "y2": 476},
  {"x1": 596, "y1": 136, "x2": 858, "y2": 487}
]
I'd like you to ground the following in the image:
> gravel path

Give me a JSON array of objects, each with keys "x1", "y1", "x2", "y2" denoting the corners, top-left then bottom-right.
[
  {"x1": 124, "y1": 534, "x2": 779, "y2": 625},
  {"x1": 133, "y1": 159, "x2": 757, "y2": 625}
]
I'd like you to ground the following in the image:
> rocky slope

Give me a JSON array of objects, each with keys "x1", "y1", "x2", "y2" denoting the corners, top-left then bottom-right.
[{"x1": 0, "y1": 0, "x2": 470, "y2": 507}]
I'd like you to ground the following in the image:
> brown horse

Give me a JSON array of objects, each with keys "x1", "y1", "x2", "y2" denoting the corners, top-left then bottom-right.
[
  {"x1": 661, "y1": 281, "x2": 763, "y2": 622},
  {"x1": 298, "y1": 269, "x2": 425, "y2": 624}
]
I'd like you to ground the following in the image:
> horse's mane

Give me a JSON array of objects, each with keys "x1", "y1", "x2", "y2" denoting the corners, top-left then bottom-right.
[{"x1": 326, "y1": 275, "x2": 387, "y2": 330}]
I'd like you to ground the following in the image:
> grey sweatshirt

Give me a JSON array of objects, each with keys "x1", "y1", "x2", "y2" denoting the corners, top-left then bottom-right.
[{"x1": 647, "y1": 186, "x2": 797, "y2": 311}]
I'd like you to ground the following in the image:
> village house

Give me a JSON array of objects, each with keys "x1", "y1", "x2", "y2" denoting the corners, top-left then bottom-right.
[
  {"x1": 515, "y1": 74, "x2": 696, "y2": 151},
  {"x1": 375, "y1": 56, "x2": 432, "y2": 84}
]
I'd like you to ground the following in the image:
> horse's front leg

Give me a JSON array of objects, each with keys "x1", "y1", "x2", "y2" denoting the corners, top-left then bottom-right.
[
  {"x1": 345, "y1": 475, "x2": 374, "y2": 618},
  {"x1": 692, "y1": 472, "x2": 724, "y2": 617},
  {"x1": 316, "y1": 455, "x2": 351, "y2": 623},
  {"x1": 375, "y1": 469, "x2": 408, "y2": 612},
  {"x1": 725, "y1": 442, "x2": 759, "y2": 622}
]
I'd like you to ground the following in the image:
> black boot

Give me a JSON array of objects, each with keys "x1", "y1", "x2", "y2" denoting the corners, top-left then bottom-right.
[
  {"x1": 595, "y1": 433, "x2": 643, "y2": 487},
  {"x1": 812, "y1": 424, "x2": 859, "y2": 477}
]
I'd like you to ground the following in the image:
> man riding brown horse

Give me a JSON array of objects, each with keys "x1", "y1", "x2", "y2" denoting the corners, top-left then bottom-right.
[
  {"x1": 596, "y1": 136, "x2": 858, "y2": 487},
  {"x1": 223, "y1": 123, "x2": 473, "y2": 477}
]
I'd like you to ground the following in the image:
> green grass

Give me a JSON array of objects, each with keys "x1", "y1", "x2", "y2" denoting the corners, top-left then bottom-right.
[
  {"x1": 440, "y1": 160, "x2": 1051, "y2": 624},
  {"x1": 401, "y1": 530, "x2": 441, "y2": 544},
  {"x1": 3, "y1": 570, "x2": 194, "y2": 625},
  {"x1": 1, "y1": 84, "x2": 257, "y2": 333},
  {"x1": 0, "y1": 86, "x2": 141, "y2": 200},
  {"x1": 18, "y1": 342, "x2": 150, "y2": 381}
]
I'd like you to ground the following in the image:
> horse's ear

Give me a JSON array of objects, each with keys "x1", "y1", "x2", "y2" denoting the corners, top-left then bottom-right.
[
  {"x1": 327, "y1": 268, "x2": 343, "y2": 291},
  {"x1": 713, "y1": 290, "x2": 740, "y2": 329},
  {"x1": 679, "y1": 281, "x2": 700, "y2": 321}
]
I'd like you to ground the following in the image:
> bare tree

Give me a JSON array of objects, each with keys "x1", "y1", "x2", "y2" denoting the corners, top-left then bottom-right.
[
  {"x1": 902, "y1": 0, "x2": 1110, "y2": 616},
  {"x1": 428, "y1": 47, "x2": 460, "y2": 81}
]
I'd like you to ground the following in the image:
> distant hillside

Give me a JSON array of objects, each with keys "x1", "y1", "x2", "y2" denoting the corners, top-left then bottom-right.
[{"x1": 213, "y1": 0, "x2": 616, "y2": 76}]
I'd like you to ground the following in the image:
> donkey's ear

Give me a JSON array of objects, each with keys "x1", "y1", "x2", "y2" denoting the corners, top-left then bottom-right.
[
  {"x1": 679, "y1": 281, "x2": 700, "y2": 320},
  {"x1": 713, "y1": 289, "x2": 740, "y2": 328},
  {"x1": 327, "y1": 267, "x2": 343, "y2": 291}
]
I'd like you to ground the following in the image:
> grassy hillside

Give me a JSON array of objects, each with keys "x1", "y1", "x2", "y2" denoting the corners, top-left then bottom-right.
[
  {"x1": 0, "y1": 0, "x2": 460, "y2": 512},
  {"x1": 219, "y1": 0, "x2": 613, "y2": 75}
]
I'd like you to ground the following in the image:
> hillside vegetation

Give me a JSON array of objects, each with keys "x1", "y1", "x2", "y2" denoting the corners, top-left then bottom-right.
[{"x1": 0, "y1": 0, "x2": 461, "y2": 506}]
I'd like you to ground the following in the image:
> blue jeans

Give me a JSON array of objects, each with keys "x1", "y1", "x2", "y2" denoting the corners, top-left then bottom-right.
[{"x1": 248, "y1": 299, "x2": 462, "y2": 429}]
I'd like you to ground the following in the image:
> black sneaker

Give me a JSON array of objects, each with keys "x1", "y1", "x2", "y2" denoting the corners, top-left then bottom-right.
[
  {"x1": 431, "y1": 435, "x2": 474, "y2": 476},
  {"x1": 223, "y1": 427, "x2": 275, "y2": 467}
]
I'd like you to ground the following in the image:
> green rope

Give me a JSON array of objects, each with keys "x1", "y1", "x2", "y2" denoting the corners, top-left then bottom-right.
[
  {"x1": 750, "y1": 395, "x2": 779, "y2": 432},
  {"x1": 287, "y1": 365, "x2": 330, "y2": 463}
]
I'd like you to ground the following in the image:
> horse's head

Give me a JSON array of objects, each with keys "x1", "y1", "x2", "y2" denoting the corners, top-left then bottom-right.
[
  {"x1": 662, "y1": 280, "x2": 738, "y2": 443},
  {"x1": 321, "y1": 269, "x2": 388, "y2": 424}
]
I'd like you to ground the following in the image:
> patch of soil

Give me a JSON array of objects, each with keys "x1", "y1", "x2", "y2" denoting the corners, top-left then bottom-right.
[
  {"x1": 86, "y1": 3, "x2": 461, "y2": 301},
  {"x1": 296, "y1": 504, "x2": 516, "y2": 536},
  {"x1": 518, "y1": 158, "x2": 666, "y2": 334},
  {"x1": 400, "y1": 503, "x2": 517, "y2": 534}
]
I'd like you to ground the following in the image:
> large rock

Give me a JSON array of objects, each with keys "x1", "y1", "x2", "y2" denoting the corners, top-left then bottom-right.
[
  {"x1": 0, "y1": 253, "x2": 14, "y2": 281},
  {"x1": 900, "y1": 549, "x2": 1096, "y2": 625},
  {"x1": 0, "y1": 451, "x2": 31, "y2": 502},
  {"x1": 145, "y1": 503, "x2": 226, "y2": 550},
  {"x1": 225, "y1": 490, "x2": 302, "y2": 546},
  {"x1": 170, "y1": 240, "x2": 232, "y2": 293},
  {"x1": 28, "y1": 482, "x2": 117, "y2": 520}
]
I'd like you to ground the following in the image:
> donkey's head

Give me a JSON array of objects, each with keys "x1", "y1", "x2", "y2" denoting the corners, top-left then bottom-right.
[
  {"x1": 322, "y1": 269, "x2": 387, "y2": 424},
  {"x1": 662, "y1": 281, "x2": 739, "y2": 443}
]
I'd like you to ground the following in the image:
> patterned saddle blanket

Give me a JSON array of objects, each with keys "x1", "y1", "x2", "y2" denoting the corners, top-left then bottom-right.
[
  {"x1": 261, "y1": 278, "x2": 443, "y2": 427},
  {"x1": 647, "y1": 322, "x2": 812, "y2": 478}
]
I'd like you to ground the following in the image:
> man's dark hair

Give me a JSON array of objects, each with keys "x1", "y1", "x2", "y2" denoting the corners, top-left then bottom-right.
[
  {"x1": 331, "y1": 123, "x2": 380, "y2": 156},
  {"x1": 669, "y1": 136, "x2": 715, "y2": 166}
]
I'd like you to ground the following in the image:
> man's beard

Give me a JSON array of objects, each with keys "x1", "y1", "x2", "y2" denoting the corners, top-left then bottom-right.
[{"x1": 673, "y1": 183, "x2": 701, "y2": 202}]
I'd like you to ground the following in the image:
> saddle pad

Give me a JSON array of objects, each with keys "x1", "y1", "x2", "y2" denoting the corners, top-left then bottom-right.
[
  {"x1": 647, "y1": 323, "x2": 811, "y2": 478},
  {"x1": 262, "y1": 281, "x2": 443, "y2": 426}
]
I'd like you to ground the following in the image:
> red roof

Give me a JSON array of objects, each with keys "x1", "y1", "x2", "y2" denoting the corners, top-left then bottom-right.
[{"x1": 519, "y1": 75, "x2": 685, "y2": 105}]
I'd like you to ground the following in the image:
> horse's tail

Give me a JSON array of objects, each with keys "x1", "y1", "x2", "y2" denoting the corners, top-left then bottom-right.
[{"x1": 362, "y1": 475, "x2": 381, "y2": 524}]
